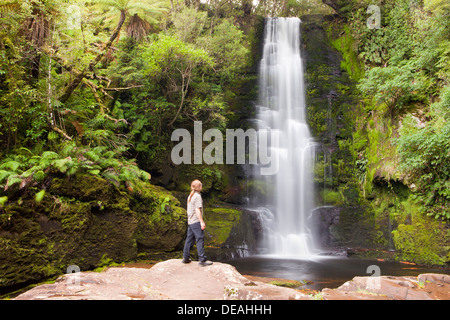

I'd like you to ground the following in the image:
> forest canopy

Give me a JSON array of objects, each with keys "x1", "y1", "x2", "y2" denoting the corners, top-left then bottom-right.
[
  {"x1": 0, "y1": 0, "x2": 449, "y2": 225},
  {"x1": 0, "y1": 0, "x2": 260, "y2": 197}
]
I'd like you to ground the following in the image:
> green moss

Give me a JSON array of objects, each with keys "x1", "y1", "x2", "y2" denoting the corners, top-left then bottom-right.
[
  {"x1": 268, "y1": 280, "x2": 308, "y2": 288},
  {"x1": 0, "y1": 173, "x2": 188, "y2": 290},
  {"x1": 329, "y1": 25, "x2": 364, "y2": 81},
  {"x1": 204, "y1": 207, "x2": 242, "y2": 245},
  {"x1": 389, "y1": 194, "x2": 449, "y2": 265},
  {"x1": 322, "y1": 190, "x2": 344, "y2": 206},
  {"x1": 365, "y1": 182, "x2": 450, "y2": 265},
  {"x1": 392, "y1": 217, "x2": 449, "y2": 265},
  {"x1": 130, "y1": 180, "x2": 187, "y2": 252}
]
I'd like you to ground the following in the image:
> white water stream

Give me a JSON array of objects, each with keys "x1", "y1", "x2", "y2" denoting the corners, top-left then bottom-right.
[{"x1": 255, "y1": 17, "x2": 317, "y2": 257}]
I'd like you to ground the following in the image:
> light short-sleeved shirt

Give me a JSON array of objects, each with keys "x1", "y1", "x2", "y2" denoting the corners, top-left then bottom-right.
[{"x1": 187, "y1": 192, "x2": 203, "y2": 225}]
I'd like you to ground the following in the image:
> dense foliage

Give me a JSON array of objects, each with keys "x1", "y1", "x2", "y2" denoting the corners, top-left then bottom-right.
[
  {"x1": 0, "y1": 0, "x2": 256, "y2": 204},
  {"x1": 337, "y1": 0, "x2": 450, "y2": 221},
  {"x1": 0, "y1": 0, "x2": 448, "y2": 268}
]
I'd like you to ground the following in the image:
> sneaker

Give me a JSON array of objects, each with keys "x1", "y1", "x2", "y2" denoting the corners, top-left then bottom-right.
[
  {"x1": 199, "y1": 260, "x2": 213, "y2": 267},
  {"x1": 182, "y1": 258, "x2": 191, "y2": 264}
]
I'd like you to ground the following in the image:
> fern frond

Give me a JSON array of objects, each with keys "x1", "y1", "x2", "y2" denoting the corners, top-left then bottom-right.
[
  {"x1": 0, "y1": 196, "x2": 7, "y2": 207},
  {"x1": 52, "y1": 158, "x2": 73, "y2": 173},
  {"x1": 140, "y1": 170, "x2": 151, "y2": 181},
  {"x1": 34, "y1": 170, "x2": 45, "y2": 182},
  {"x1": 84, "y1": 150, "x2": 101, "y2": 162},
  {"x1": 5, "y1": 176, "x2": 22, "y2": 189},
  {"x1": 102, "y1": 169, "x2": 120, "y2": 186},
  {"x1": 0, "y1": 170, "x2": 15, "y2": 183},
  {"x1": 0, "y1": 160, "x2": 22, "y2": 172},
  {"x1": 99, "y1": 158, "x2": 121, "y2": 169},
  {"x1": 60, "y1": 142, "x2": 78, "y2": 158},
  {"x1": 41, "y1": 151, "x2": 60, "y2": 160},
  {"x1": 0, "y1": 0, "x2": 19, "y2": 13}
]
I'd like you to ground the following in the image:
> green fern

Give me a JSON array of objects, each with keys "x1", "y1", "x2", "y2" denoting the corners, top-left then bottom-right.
[
  {"x1": 6, "y1": 176, "x2": 22, "y2": 189},
  {"x1": 103, "y1": 151, "x2": 116, "y2": 159},
  {"x1": 0, "y1": 170, "x2": 15, "y2": 183},
  {"x1": 41, "y1": 151, "x2": 60, "y2": 160},
  {"x1": 53, "y1": 158, "x2": 72, "y2": 173},
  {"x1": 160, "y1": 197, "x2": 170, "y2": 214},
  {"x1": 102, "y1": 169, "x2": 121, "y2": 186},
  {"x1": 84, "y1": 150, "x2": 101, "y2": 162},
  {"x1": 99, "y1": 158, "x2": 121, "y2": 169},
  {"x1": 89, "y1": 169, "x2": 101, "y2": 175},
  {"x1": 0, "y1": 160, "x2": 22, "y2": 172},
  {"x1": 21, "y1": 166, "x2": 39, "y2": 178},
  {"x1": 34, "y1": 170, "x2": 45, "y2": 182},
  {"x1": 140, "y1": 170, "x2": 151, "y2": 181},
  {"x1": 0, "y1": 0, "x2": 19, "y2": 13},
  {"x1": 0, "y1": 138, "x2": 152, "y2": 194}
]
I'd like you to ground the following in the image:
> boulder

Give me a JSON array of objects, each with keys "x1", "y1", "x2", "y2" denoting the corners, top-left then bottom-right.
[
  {"x1": 0, "y1": 174, "x2": 187, "y2": 291},
  {"x1": 14, "y1": 259, "x2": 311, "y2": 300},
  {"x1": 322, "y1": 273, "x2": 450, "y2": 300}
]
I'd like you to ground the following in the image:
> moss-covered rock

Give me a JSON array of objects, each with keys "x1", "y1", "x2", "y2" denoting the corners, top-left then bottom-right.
[
  {"x1": 0, "y1": 174, "x2": 187, "y2": 291},
  {"x1": 200, "y1": 206, "x2": 261, "y2": 260},
  {"x1": 130, "y1": 180, "x2": 187, "y2": 252},
  {"x1": 392, "y1": 218, "x2": 449, "y2": 266},
  {"x1": 204, "y1": 207, "x2": 242, "y2": 246}
]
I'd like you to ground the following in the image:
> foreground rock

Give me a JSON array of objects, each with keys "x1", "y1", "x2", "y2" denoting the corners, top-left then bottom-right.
[
  {"x1": 14, "y1": 259, "x2": 449, "y2": 300},
  {"x1": 14, "y1": 259, "x2": 311, "y2": 300},
  {"x1": 322, "y1": 273, "x2": 450, "y2": 300}
]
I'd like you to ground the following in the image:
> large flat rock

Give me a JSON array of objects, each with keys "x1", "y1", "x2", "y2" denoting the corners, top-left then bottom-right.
[
  {"x1": 13, "y1": 259, "x2": 449, "y2": 300},
  {"x1": 14, "y1": 259, "x2": 310, "y2": 300}
]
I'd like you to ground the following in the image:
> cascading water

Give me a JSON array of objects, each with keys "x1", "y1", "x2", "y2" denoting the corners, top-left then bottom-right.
[{"x1": 254, "y1": 17, "x2": 318, "y2": 257}]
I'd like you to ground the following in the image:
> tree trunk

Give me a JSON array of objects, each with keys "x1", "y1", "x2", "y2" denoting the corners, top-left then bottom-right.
[{"x1": 58, "y1": 10, "x2": 126, "y2": 104}]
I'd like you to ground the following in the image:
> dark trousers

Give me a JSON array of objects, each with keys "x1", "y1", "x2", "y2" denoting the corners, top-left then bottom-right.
[{"x1": 183, "y1": 222, "x2": 206, "y2": 262}]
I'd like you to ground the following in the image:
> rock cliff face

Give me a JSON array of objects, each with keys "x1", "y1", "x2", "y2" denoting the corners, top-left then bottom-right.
[
  {"x1": 301, "y1": 14, "x2": 449, "y2": 265},
  {"x1": 301, "y1": 14, "x2": 379, "y2": 252}
]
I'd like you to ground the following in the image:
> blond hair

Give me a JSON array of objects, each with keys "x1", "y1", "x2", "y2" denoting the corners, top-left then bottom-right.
[{"x1": 188, "y1": 179, "x2": 202, "y2": 203}]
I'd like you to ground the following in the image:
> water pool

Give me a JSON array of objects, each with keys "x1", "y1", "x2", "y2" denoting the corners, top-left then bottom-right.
[{"x1": 226, "y1": 255, "x2": 450, "y2": 290}]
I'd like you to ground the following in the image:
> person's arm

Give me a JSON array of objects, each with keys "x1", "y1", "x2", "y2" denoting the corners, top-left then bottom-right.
[{"x1": 195, "y1": 207, "x2": 205, "y2": 230}]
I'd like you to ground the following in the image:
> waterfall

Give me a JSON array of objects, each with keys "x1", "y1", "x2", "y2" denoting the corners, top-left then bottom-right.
[{"x1": 254, "y1": 17, "x2": 317, "y2": 257}]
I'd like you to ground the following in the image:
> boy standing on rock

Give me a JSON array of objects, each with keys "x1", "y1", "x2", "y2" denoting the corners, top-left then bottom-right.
[{"x1": 182, "y1": 180, "x2": 213, "y2": 266}]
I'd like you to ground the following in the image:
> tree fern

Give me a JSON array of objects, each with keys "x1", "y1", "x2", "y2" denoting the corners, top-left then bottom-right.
[{"x1": 93, "y1": 0, "x2": 169, "y2": 34}]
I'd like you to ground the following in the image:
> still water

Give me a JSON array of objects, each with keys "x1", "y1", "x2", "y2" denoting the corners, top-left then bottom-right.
[{"x1": 226, "y1": 255, "x2": 450, "y2": 290}]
